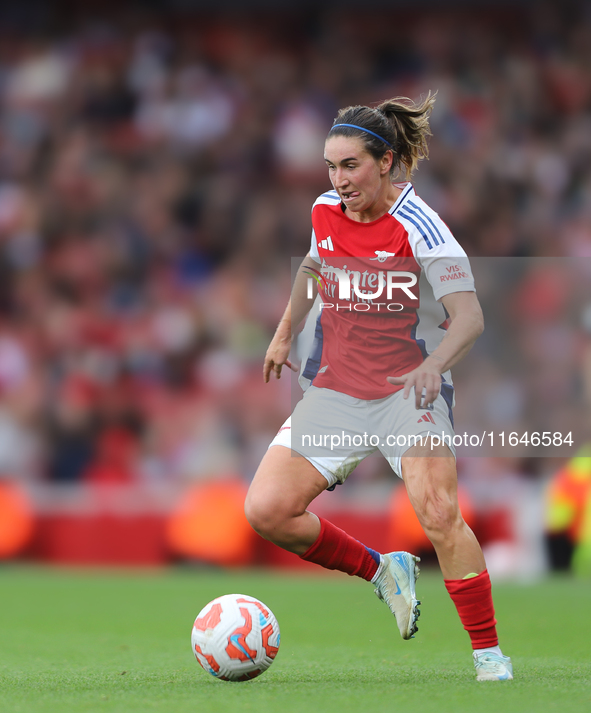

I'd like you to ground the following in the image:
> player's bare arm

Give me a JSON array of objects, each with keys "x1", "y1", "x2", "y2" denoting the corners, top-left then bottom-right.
[
  {"x1": 263, "y1": 252, "x2": 318, "y2": 382},
  {"x1": 387, "y1": 291, "x2": 484, "y2": 408}
]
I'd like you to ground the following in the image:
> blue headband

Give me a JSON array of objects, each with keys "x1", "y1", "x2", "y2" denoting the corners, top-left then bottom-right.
[{"x1": 330, "y1": 123, "x2": 393, "y2": 148}]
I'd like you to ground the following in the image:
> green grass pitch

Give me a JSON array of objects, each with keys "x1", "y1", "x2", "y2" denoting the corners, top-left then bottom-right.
[{"x1": 0, "y1": 566, "x2": 590, "y2": 713}]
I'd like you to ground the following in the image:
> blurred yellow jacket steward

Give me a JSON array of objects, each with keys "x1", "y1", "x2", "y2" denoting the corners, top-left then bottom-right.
[{"x1": 546, "y1": 445, "x2": 591, "y2": 576}]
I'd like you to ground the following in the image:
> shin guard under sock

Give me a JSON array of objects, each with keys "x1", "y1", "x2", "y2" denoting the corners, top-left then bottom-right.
[{"x1": 444, "y1": 569, "x2": 499, "y2": 649}]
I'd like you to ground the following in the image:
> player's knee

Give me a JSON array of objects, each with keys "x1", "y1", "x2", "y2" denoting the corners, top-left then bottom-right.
[
  {"x1": 244, "y1": 492, "x2": 288, "y2": 540},
  {"x1": 244, "y1": 493, "x2": 269, "y2": 536},
  {"x1": 415, "y1": 493, "x2": 462, "y2": 544}
]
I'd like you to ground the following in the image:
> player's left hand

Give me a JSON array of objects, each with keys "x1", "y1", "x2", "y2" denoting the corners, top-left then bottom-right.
[{"x1": 387, "y1": 360, "x2": 442, "y2": 409}]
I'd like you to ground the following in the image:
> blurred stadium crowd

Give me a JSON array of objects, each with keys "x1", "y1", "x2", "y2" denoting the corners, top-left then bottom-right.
[{"x1": 0, "y1": 0, "x2": 590, "y2": 510}]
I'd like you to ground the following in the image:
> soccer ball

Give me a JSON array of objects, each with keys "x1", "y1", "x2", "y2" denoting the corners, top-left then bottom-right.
[{"x1": 191, "y1": 593, "x2": 281, "y2": 682}]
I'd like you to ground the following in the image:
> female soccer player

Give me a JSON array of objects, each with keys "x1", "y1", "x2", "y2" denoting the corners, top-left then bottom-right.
[{"x1": 244, "y1": 94, "x2": 513, "y2": 681}]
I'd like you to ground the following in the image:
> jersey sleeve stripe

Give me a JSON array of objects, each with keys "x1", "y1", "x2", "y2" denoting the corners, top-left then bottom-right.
[
  {"x1": 407, "y1": 201, "x2": 446, "y2": 244},
  {"x1": 399, "y1": 204, "x2": 439, "y2": 246},
  {"x1": 397, "y1": 207, "x2": 434, "y2": 249},
  {"x1": 313, "y1": 191, "x2": 341, "y2": 208}
]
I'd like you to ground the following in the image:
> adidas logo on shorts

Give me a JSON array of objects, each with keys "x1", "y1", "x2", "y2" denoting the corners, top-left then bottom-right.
[{"x1": 417, "y1": 412, "x2": 436, "y2": 424}]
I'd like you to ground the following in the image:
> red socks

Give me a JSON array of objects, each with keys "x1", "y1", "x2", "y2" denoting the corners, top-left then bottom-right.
[
  {"x1": 444, "y1": 570, "x2": 498, "y2": 649},
  {"x1": 300, "y1": 517, "x2": 380, "y2": 582},
  {"x1": 301, "y1": 522, "x2": 498, "y2": 649}
]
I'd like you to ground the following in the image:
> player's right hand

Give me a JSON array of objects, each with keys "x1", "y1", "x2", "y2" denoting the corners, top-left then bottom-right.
[
  {"x1": 263, "y1": 336, "x2": 297, "y2": 382},
  {"x1": 387, "y1": 359, "x2": 442, "y2": 409}
]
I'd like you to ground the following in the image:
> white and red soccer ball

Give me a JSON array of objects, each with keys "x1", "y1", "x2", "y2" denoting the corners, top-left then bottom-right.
[{"x1": 191, "y1": 593, "x2": 281, "y2": 682}]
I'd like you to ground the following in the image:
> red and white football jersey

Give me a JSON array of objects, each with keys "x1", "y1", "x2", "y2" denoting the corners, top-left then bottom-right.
[{"x1": 301, "y1": 183, "x2": 475, "y2": 401}]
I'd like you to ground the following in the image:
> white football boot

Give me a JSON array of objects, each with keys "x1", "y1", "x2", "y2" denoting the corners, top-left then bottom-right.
[
  {"x1": 372, "y1": 551, "x2": 421, "y2": 640},
  {"x1": 473, "y1": 651, "x2": 513, "y2": 681}
]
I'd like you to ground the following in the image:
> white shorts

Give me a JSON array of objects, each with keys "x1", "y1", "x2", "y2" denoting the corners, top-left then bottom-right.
[{"x1": 269, "y1": 385, "x2": 456, "y2": 489}]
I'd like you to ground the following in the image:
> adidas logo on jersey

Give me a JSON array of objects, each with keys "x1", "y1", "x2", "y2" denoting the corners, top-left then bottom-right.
[
  {"x1": 318, "y1": 365, "x2": 328, "y2": 373},
  {"x1": 318, "y1": 236, "x2": 334, "y2": 251},
  {"x1": 417, "y1": 412, "x2": 436, "y2": 424}
]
